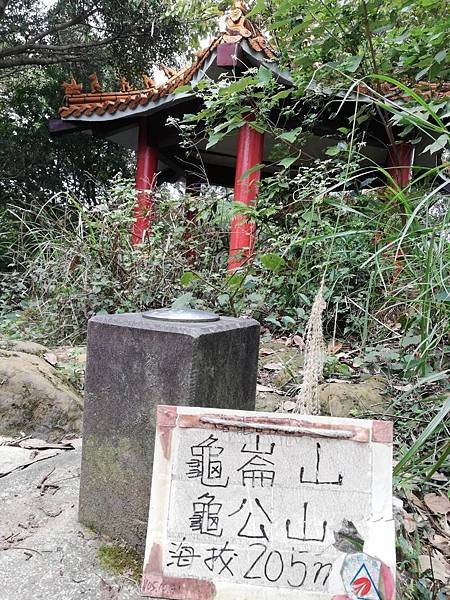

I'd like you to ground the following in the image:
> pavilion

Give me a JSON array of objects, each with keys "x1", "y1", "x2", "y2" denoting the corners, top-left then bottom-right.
[{"x1": 50, "y1": 0, "x2": 449, "y2": 270}]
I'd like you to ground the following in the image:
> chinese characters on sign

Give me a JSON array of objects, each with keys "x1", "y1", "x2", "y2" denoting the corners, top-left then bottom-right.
[{"x1": 142, "y1": 407, "x2": 395, "y2": 600}]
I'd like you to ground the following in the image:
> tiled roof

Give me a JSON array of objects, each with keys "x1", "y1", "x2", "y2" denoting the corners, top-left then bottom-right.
[
  {"x1": 356, "y1": 81, "x2": 450, "y2": 102},
  {"x1": 59, "y1": 1, "x2": 277, "y2": 119},
  {"x1": 59, "y1": 0, "x2": 450, "y2": 121}
]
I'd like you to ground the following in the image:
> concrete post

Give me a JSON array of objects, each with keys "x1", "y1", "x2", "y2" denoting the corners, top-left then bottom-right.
[{"x1": 79, "y1": 310, "x2": 260, "y2": 549}]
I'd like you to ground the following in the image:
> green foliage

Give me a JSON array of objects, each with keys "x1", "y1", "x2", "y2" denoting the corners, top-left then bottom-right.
[
  {"x1": 0, "y1": 67, "x2": 133, "y2": 269},
  {"x1": 394, "y1": 393, "x2": 450, "y2": 484},
  {"x1": 0, "y1": 178, "x2": 230, "y2": 343},
  {"x1": 252, "y1": 0, "x2": 449, "y2": 84},
  {"x1": 0, "y1": 0, "x2": 187, "y2": 269},
  {"x1": 0, "y1": 0, "x2": 188, "y2": 74},
  {"x1": 3, "y1": 168, "x2": 448, "y2": 384},
  {"x1": 172, "y1": 18, "x2": 450, "y2": 379}
]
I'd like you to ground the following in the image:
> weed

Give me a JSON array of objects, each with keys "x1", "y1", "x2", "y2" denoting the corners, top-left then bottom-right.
[{"x1": 97, "y1": 543, "x2": 142, "y2": 581}]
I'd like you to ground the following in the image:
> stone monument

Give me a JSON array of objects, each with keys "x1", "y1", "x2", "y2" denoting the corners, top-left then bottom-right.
[{"x1": 79, "y1": 309, "x2": 260, "y2": 548}]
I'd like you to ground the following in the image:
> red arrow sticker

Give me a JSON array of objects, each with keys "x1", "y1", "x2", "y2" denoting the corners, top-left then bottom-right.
[{"x1": 352, "y1": 577, "x2": 372, "y2": 596}]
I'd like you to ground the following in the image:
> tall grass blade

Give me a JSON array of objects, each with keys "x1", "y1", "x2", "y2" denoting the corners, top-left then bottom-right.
[{"x1": 393, "y1": 396, "x2": 450, "y2": 476}]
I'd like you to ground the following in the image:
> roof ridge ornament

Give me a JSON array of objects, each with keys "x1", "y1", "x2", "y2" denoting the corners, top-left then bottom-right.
[
  {"x1": 118, "y1": 75, "x2": 133, "y2": 93},
  {"x1": 222, "y1": 0, "x2": 277, "y2": 60},
  {"x1": 88, "y1": 72, "x2": 102, "y2": 93},
  {"x1": 62, "y1": 74, "x2": 82, "y2": 96},
  {"x1": 142, "y1": 74, "x2": 155, "y2": 89},
  {"x1": 160, "y1": 64, "x2": 178, "y2": 79},
  {"x1": 232, "y1": 0, "x2": 249, "y2": 13},
  {"x1": 223, "y1": 0, "x2": 253, "y2": 42}
]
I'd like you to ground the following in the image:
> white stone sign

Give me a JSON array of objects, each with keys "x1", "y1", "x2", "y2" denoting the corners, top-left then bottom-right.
[{"x1": 142, "y1": 406, "x2": 395, "y2": 600}]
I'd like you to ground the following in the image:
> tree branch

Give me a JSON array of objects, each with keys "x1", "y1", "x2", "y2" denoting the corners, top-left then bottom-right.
[
  {"x1": 0, "y1": 32, "x2": 125, "y2": 62},
  {"x1": 0, "y1": 54, "x2": 86, "y2": 69},
  {"x1": 0, "y1": 3, "x2": 162, "y2": 72},
  {"x1": 360, "y1": 0, "x2": 379, "y2": 74},
  {"x1": 0, "y1": 10, "x2": 94, "y2": 59}
]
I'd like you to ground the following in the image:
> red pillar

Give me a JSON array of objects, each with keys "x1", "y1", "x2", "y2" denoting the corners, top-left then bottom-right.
[
  {"x1": 386, "y1": 141, "x2": 414, "y2": 283},
  {"x1": 132, "y1": 117, "x2": 158, "y2": 245},
  {"x1": 387, "y1": 142, "x2": 414, "y2": 188},
  {"x1": 228, "y1": 120, "x2": 264, "y2": 270}
]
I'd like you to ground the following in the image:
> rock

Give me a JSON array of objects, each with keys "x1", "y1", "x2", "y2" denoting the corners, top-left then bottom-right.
[
  {"x1": 0, "y1": 337, "x2": 48, "y2": 356},
  {"x1": 49, "y1": 345, "x2": 86, "y2": 365},
  {"x1": 256, "y1": 391, "x2": 285, "y2": 412},
  {"x1": 0, "y1": 449, "x2": 142, "y2": 600},
  {"x1": 259, "y1": 344, "x2": 304, "y2": 388},
  {"x1": 319, "y1": 376, "x2": 390, "y2": 417},
  {"x1": 255, "y1": 376, "x2": 390, "y2": 418},
  {"x1": 0, "y1": 349, "x2": 83, "y2": 441}
]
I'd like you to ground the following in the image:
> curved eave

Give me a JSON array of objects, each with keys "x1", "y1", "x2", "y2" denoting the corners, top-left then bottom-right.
[
  {"x1": 61, "y1": 90, "x2": 195, "y2": 123},
  {"x1": 60, "y1": 52, "x2": 218, "y2": 123}
]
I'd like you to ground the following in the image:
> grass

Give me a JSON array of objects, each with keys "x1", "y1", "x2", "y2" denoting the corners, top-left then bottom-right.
[{"x1": 97, "y1": 543, "x2": 143, "y2": 581}]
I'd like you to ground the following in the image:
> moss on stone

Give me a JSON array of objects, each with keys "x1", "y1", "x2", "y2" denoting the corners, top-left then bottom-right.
[
  {"x1": 97, "y1": 543, "x2": 142, "y2": 581},
  {"x1": 84, "y1": 436, "x2": 135, "y2": 485}
]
